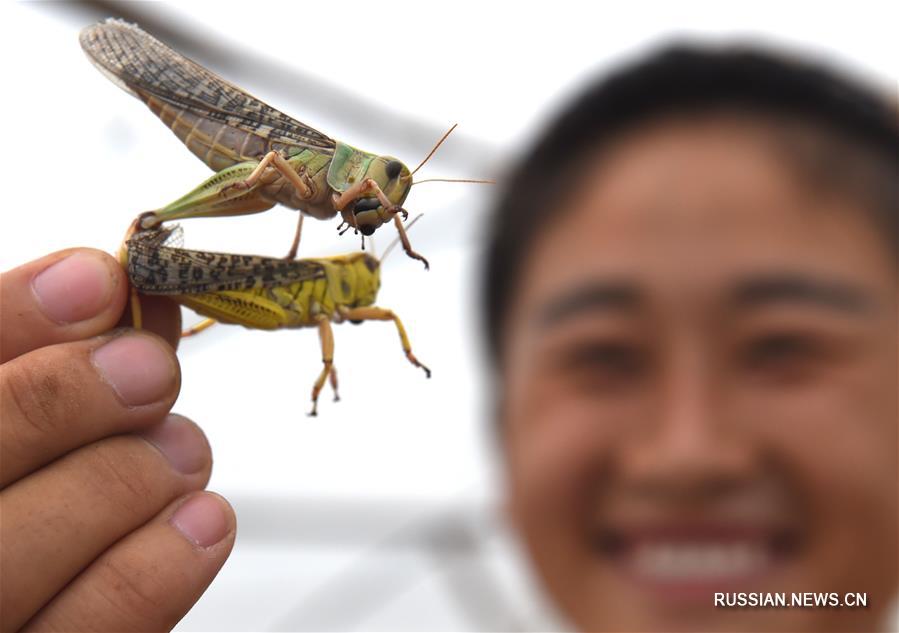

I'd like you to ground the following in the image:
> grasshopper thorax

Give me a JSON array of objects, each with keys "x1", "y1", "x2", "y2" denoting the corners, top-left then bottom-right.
[{"x1": 342, "y1": 252, "x2": 382, "y2": 307}]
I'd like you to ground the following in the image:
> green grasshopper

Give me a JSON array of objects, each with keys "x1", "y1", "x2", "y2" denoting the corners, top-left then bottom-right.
[
  {"x1": 126, "y1": 225, "x2": 430, "y2": 416},
  {"x1": 81, "y1": 18, "x2": 441, "y2": 267}
]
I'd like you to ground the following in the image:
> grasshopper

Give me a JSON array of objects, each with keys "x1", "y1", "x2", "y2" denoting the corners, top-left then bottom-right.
[
  {"x1": 81, "y1": 19, "x2": 437, "y2": 267},
  {"x1": 126, "y1": 226, "x2": 430, "y2": 416}
]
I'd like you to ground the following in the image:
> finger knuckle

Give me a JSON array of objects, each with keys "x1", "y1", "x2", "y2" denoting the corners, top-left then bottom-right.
[
  {"x1": 99, "y1": 552, "x2": 170, "y2": 625},
  {"x1": 84, "y1": 439, "x2": 165, "y2": 517},
  {"x1": 2, "y1": 355, "x2": 74, "y2": 439}
]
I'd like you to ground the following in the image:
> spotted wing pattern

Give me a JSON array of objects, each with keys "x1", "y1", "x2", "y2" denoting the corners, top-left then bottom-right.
[{"x1": 127, "y1": 227, "x2": 325, "y2": 295}]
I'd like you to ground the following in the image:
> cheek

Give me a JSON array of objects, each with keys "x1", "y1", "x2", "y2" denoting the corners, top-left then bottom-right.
[
  {"x1": 502, "y1": 370, "x2": 617, "y2": 590},
  {"x1": 503, "y1": 407, "x2": 592, "y2": 612},
  {"x1": 505, "y1": 395, "x2": 601, "y2": 520},
  {"x1": 742, "y1": 367, "x2": 897, "y2": 591},
  {"x1": 501, "y1": 327, "x2": 643, "y2": 525}
]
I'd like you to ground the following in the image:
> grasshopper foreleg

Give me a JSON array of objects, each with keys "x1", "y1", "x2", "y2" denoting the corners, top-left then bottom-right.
[
  {"x1": 391, "y1": 214, "x2": 429, "y2": 270},
  {"x1": 331, "y1": 178, "x2": 408, "y2": 230},
  {"x1": 339, "y1": 306, "x2": 431, "y2": 378},
  {"x1": 331, "y1": 178, "x2": 428, "y2": 268},
  {"x1": 332, "y1": 178, "x2": 401, "y2": 216}
]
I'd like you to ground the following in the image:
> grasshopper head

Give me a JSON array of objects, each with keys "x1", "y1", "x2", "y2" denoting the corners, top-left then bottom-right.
[
  {"x1": 352, "y1": 156, "x2": 412, "y2": 236},
  {"x1": 348, "y1": 252, "x2": 382, "y2": 307}
]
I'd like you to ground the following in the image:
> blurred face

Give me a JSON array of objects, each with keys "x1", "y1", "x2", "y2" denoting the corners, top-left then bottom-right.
[{"x1": 500, "y1": 117, "x2": 897, "y2": 632}]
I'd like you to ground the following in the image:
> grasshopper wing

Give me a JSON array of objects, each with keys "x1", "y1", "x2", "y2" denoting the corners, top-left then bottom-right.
[
  {"x1": 128, "y1": 227, "x2": 326, "y2": 295},
  {"x1": 80, "y1": 19, "x2": 336, "y2": 170}
]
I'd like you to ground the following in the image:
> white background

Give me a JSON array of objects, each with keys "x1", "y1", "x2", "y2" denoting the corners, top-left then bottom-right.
[{"x1": 1, "y1": 1, "x2": 896, "y2": 630}]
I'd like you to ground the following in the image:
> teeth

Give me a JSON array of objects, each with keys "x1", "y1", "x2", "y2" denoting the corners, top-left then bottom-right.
[{"x1": 632, "y1": 542, "x2": 768, "y2": 580}]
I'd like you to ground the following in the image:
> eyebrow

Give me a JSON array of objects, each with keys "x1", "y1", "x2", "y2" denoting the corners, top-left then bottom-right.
[
  {"x1": 537, "y1": 281, "x2": 641, "y2": 328},
  {"x1": 732, "y1": 274, "x2": 875, "y2": 314},
  {"x1": 534, "y1": 272, "x2": 876, "y2": 331}
]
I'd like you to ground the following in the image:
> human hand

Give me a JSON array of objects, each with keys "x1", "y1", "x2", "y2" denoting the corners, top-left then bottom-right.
[{"x1": 0, "y1": 248, "x2": 236, "y2": 631}]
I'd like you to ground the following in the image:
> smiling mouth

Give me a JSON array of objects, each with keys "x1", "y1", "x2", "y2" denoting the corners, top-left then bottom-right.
[{"x1": 594, "y1": 524, "x2": 801, "y2": 596}]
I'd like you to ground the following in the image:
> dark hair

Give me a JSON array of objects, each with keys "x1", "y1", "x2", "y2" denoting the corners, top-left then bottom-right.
[{"x1": 482, "y1": 45, "x2": 899, "y2": 365}]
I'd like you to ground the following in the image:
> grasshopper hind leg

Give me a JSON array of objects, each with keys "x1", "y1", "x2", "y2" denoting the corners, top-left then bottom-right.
[
  {"x1": 182, "y1": 318, "x2": 217, "y2": 338},
  {"x1": 309, "y1": 315, "x2": 336, "y2": 416},
  {"x1": 128, "y1": 286, "x2": 144, "y2": 329},
  {"x1": 136, "y1": 160, "x2": 278, "y2": 231},
  {"x1": 118, "y1": 217, "x2": 145, "y2": 329},
  {"x1": 329, "y1": 365, "x2": 340, "y2": 402}
]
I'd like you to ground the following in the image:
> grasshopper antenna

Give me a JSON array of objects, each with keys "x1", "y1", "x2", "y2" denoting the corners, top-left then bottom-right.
[
  {"x1": 408, "y1": 124, "x2": 458, "y2": 178},
  {"x1": 412, "y1": 177, "x2": 495, "y2": 186},
  {"x1": 382, "y1": 214, "x2": 424, "y2": 262},
  {"x1": 405, "y1": 123, "x2": 495, "y2": 187}
]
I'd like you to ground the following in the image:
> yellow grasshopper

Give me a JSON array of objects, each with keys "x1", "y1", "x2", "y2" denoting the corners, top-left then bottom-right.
[{"x1": 125, "y1": 226, "x2": 430, "y2": 415}]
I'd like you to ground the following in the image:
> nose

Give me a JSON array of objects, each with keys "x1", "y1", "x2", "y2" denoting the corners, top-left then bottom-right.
[{"x1": 621, "y1": 339, "x2": 754, "y2": 497}]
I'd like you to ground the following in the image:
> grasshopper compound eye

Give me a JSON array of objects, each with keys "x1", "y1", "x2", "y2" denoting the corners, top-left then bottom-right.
[{"x1": 385, "y1": 160, "x2": 403, "y2": 180}]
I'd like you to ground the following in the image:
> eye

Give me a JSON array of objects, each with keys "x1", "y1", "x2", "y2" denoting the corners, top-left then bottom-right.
[
  {"x1": 359, "y1": 224, "x2": 375, "y2": 236},
  {"x1": 385, "y1": 160, "x2": 403, "y2": 180},
  {"x1": 569, "y1": 342, "x2": 645, "y2": 372},
  {"x1": 742, "y1": 332, "x2": 823, "y2": 377},
  {"x1": 556, "y1": 340, "x2": 647, "y2": 392},
  {"x1": 746, "y1": 334, "x2": 814, "y2": 361}
]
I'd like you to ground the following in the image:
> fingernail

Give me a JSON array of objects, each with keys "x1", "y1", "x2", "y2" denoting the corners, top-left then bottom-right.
[
  {"x1": 92, "y1": 334, "x2": 176, "y2": 406},
  {"x1": 141, "y1": 415, "x2": 209, "y2": 475},
  {"x1": 171, "y1": 493, "x2": 231, "y2": 548},
  {"x1": 32, "y1": 252, "x2": 114, "y2": 324}
]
